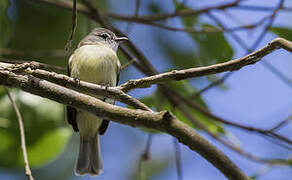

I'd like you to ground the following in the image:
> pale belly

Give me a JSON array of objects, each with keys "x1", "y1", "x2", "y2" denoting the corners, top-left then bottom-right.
[{"x1": 69, "y1": 45, "x2": 119, "y2": 138}]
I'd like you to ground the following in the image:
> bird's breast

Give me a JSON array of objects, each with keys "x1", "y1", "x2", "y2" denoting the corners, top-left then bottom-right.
[{"x1": 70, "y1": 45, "x2": 119, "y2": 86}]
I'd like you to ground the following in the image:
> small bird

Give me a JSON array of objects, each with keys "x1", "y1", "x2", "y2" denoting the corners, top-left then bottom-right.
[{"x1": 66, "y1": 28, "x2": 128, "y2": 176}]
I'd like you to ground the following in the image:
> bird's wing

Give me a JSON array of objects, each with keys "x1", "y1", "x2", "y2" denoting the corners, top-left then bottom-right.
[
  {"x1": 98, "y1": 57, "x2": 121, "y2": 135},
  {"x1": 66, "y1": 54, "x2": 79, "y2": 132}
]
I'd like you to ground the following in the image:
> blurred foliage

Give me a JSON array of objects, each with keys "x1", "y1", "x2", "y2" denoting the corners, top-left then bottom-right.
[
  {"x1": 148, "y1": 3, "x2": 162, "y2": 14},
  {"x1": 0, "y1": 0, "x2": 83, "y2": 171},
  {"x1": 131, "y1": 157, "x2": 171, "y2": 180},
  {"x1": 140, "y1": 81, "x2": 225, "y2": 134},
  {"x1": 143, "y1": 0, "x2": 229, "y2": 135},
  {"x1": 173, "y1": 0, "x2": 197, "y2": 28},
  {"x1": 270, "y1": 27, "x2": 292, "y2": 41},
  {"x1": 6, "y1": 0, "x2": 94, "y2": 68},
  {"x1": 173, "y1": 0, "x2": 234, "y2": 65},
  {"x1": 1, "y1": 0, "x2": 291, "y2": 179},
  {"x1": 0, "y1": 90, "x2": 71, "y2": 168},
  {"x1": 0, "y1": 0, "x2": 12, "y2": 48}
]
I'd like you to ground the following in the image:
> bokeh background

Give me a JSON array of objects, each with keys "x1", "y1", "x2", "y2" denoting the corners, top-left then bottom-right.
[{"x1": 1, "y1": 0, "x2": 292, "y2": 179}]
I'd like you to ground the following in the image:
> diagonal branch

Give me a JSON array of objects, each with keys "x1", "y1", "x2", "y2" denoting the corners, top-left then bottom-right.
[
  {"x1": 163, "y1": 85, "x2": 292, "y2": 146},
  {"x1": 0, "y1": 62, "x2": 151, "y2": 111},
  {"x1": 0, "y1": 69, "x2": 249, "y2": 180},
  {"x1": 64, "y1": 0, "x2": 77, "y2": 51},
  {"x1": 4, "y1": 87, "x2": 34, "y2": 180},
  {"x1": 33, "y1": 0, "x2": 239, "y2": 22},
  {"x1": 120, "y1": 38, "x2": 292, "y2": 92}
]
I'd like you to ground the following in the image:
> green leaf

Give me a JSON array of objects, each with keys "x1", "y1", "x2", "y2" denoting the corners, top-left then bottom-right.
[
  {"x1": 139, "y1": 96, "x2": 162, "y2": 133},
  {"x1": 206, "y1": 75, "x2": 229, "y2": 91},
  {"x1": 0, "y1": 0, "x2": 12, "y2": 48},
  {"x1": 0, "y1": 116, "x2": 10, "y2": 128},
  {"x1": 139, "y1": 81, "x2": 225, "y2": 134},
  {"x1": 25, "y1": 128, "x2": 72, "y2": 167},
  {"x1": 190, "y1": 24, "x2": 234, "y2": 64},
  {"x1": 173, "y1": 0, "x2": 197, "y2": 28},
  {"x1": 131, "y1": 157, "x2": 171, "y2": 180},
  {"x1": 165, "y1": 45, "x2": 200, "y2": 69},
  {"x1": 0, "y1": 90, "x2": 71, "y2": 168},
  {"x1": 148, "y1": 3, "x2": 162, "y2": 14},
  {"x1": 270, "y1": 27, "x2": 292, "y2": 41},
  {"x1": 5, "y1": 0, "x2": 91, "y2": 68},
  {"x1": 157, "y1": 35, "x2": 201, "y2": 69},
  {"x1": 173, "y1": 1, "x2": 234, "y2": 65},
  {"x1": 0, "y1": 86, "x2": 5, "y2": 98}
]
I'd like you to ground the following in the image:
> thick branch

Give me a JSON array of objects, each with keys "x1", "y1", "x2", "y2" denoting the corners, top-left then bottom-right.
[
  {"x1": 120, "y1": 38, "x2": 292, "y2": 92},
  {"x1": 0, "y1": 69, "x2": 249, "y2": 180},
  {"x1": 0, "y1": 62, "x2": 151, "y2": 111},
  {"x1": 29, "y1": 68, "x2": 152, "y2": 111}
]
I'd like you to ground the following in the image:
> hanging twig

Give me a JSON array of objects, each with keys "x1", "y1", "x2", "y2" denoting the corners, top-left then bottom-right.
[
  {"x1": 120, "y1": 59, "x2": 137, "y2": 71},
  {"x1": 173, "y1": 138, "x2": 183, "y2": 180},
  {"x1": 4, "y1": 87, "x2": 34, "y2": 180},
  {"x1": 138, "y1": 134, "x2": 153, "y2": 180},
  {"x1": 65, "y1": 0, "x2": 77, "y2": 51}
]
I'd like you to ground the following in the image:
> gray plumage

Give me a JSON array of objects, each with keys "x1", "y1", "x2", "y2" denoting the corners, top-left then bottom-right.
[
  {"x1": 76, "y1": 135, "x2": 103, "y2": 176},
  {"x1": 67, "y1": 28, "x2": 127, "y2": 176}
]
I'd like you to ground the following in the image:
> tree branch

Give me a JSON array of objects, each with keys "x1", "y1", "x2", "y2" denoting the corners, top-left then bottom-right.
[
  {"x1": 0, "y1": 67, "x2": 249, "y2": 180},
  {"x1": 120, "y1": 38, "x2": 292, "y2": 92},
  {"x1": 33, "y1": 0, "x2": 239, "y2": 22},
  {"x1": 64, "y1": 0, "x2": 77, "y2": 51},
  {"x1": 4, "y1": 88, "x2": 34, "y2": 180},
  {"x1": 0, "y1": 62, "x2": 151, "y2": 111}
]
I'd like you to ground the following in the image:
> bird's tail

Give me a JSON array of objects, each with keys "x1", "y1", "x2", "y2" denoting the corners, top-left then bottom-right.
[{"x1": 75, "y1": 134, "x2": 103, "y2": 176}]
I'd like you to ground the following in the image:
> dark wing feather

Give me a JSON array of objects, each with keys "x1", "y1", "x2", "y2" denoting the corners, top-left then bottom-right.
[
  {"x1": 66, "y1": 62, "x2": 79, "y2": 132},
  {"x1": 98, "y1": 119, "x2": 109, "y2": 135}
]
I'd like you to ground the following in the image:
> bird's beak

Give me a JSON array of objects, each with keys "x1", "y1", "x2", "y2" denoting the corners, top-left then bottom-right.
[{"x1": 115, "y1": 37, "x2": 128, "y2": 43}]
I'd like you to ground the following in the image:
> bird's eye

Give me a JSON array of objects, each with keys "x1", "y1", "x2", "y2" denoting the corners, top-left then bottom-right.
[{"x1": 99, "y1": 33, "x2": 109, "y2": 39}]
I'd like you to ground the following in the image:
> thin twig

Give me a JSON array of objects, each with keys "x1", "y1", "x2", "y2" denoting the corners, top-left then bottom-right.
[
  {"x1": 180, "y1": 104, "x2": 292, "y2": 165},
  {"x1": 251, "y1": 0, "x2": 285, "y2": 50},
  {"x1": 164, "y1": 92, "x2": 292, "y2": 165},
  {"x1": 4, "y1": 87, "x2": 34, "y2": 180},
  {"x1": 249, "y1": 0, "x2": 292, "y2": 96},
  {"x1": 124, "y1": 0, "x2": 141, "y2": 33},
  {"x1": 120, "y1": 59, "x2": 137, "y2": 71},
  {"x1": 15, "y1": 1, "x2": 292, "y2": 178},
  {"x1": 0, "y1": 70, "x2": 249, "y2": 180},
  {"x1": 269, "y1": 116, "x2": 292, "y2": 132},
  {"x1": 201, "y1": 0, "x2": 287, "y2": 95},
  {"x1": 173, "y1": 138, "x2": 183, "y2": 180},
  {"x1": 207, "y1": 12, "x2": 249, "y2": 50},
  {"x1": 120, "y1": 38, "x2": 292, "y2": 92},
  {"x1": 236, "y1": 5, "x2": 292, "y2": 12},
  {"x1": 190, "y1": 72, "x2": 232, "y2": 99},
  {"x1": 104, "y1": 1, "x2": 240, "y2": 22},
  {"x1": 65, "y1": 0, "x2": 77, "y2": 51},
  {"x1": 245, "y1": 0, "x2": 292, "y2": 93},
  {"x1": 138, "y1": 134, "x2": 153, "y2": 180},
  {"x1": 163, "y1": 86, "x2": 292, "y2": 146},
  {"x1": 142, "y1": 134, "x2": 153, "y2": 160}
]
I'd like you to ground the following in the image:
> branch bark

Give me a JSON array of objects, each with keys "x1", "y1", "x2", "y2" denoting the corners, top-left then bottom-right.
[
  {"x1": 0, "y1": 68, "x2": 249, "y2": 180},
  {"x1": 120, "y1": 38, "x2": 292, "y2": 92}
]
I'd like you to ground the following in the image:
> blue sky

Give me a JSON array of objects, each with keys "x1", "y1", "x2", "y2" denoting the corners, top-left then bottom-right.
[{"x1": 1, "y1": 0, "x2": 292, "y2": 180}]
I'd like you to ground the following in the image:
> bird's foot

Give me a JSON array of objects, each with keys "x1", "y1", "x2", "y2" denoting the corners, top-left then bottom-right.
[{"x1": 74, "y1": 77, "x2": 80, "y2": 85}]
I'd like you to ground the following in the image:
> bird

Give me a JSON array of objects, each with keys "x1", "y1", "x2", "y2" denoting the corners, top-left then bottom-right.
[{"x1": 66, "y1": 28, "x2": 128, "y2": 176}]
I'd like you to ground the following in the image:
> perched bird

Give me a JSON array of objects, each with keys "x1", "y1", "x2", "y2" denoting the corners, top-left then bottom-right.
[{"x1": 66, "y1": 28, "x2": 128, "y2": 176}]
